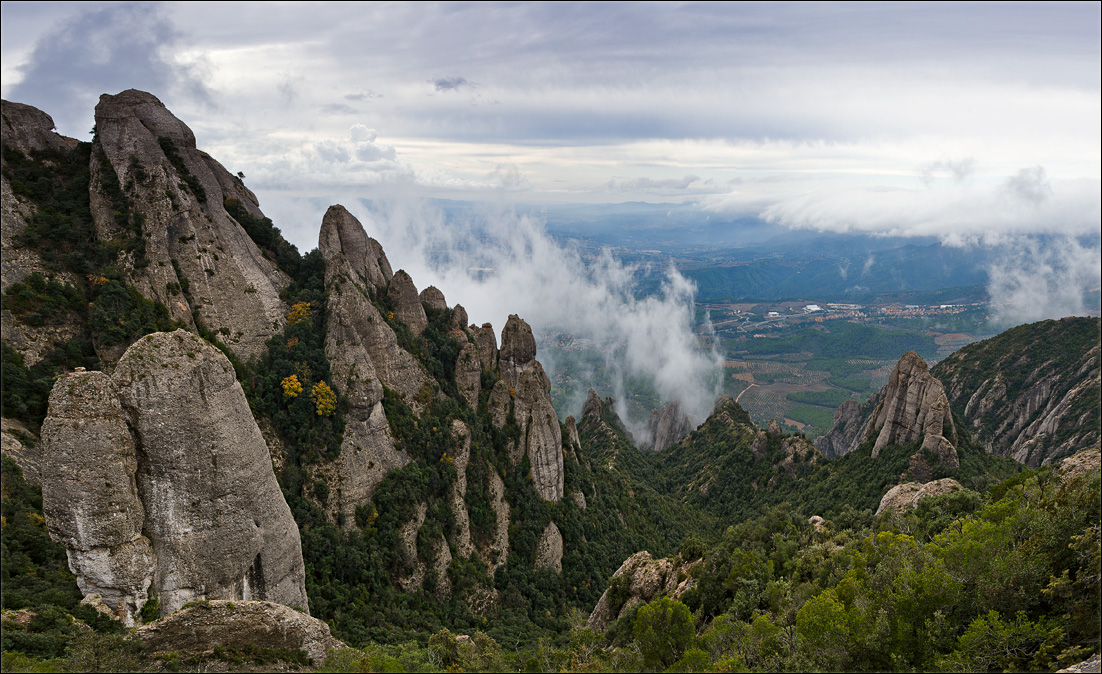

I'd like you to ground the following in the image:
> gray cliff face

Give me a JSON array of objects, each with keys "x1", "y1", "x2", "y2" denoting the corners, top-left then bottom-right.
[
  {"x1": 89, "y1": 90, "x2": 289, "y2": 361},
  {"x1": 818, "y1": 352, "x2": 958, "y2": 468},
  {"x1": 1, "y1": 101, "x2": 83, "y2": 365},
  {"x1": 39, "y1": 370, "x2": 155, "y2": 626},
  {"x1": 455, "y1": 341, "x2": 483, "y2": 410},
  {"x1": 318, "y1": 205, "x2": 429, "y2": 525},
  {"x1": 495, "y1": 315, "x2": 564, "y2": 501},
  {"x1": 112, "y1": 330, "x2": 308, "y2": 615},
  {"x1": 645, "y1": 400, "x2": 693, "y2": 452},
  {"x1": 449, "y1": 421, "x2": 475, "y2": 558},
  {"x1": 390, "y1": 270, "x2": 428, "y2": 336},
  {"x1": 419, "y1": 286, "x2": 447, "y2": 311},
  {"x1": 534, "y1": 522, "x2": 564, "y2": 573},
  {"x1": 875, "y1": 478, "x2": 964, "y2": 516},
  {"x1": 39, "y1": 331, "x2": 308, "y2": 621},
  {"x1": 472, "y1": 323, "x2": 499, "y2": 373}
]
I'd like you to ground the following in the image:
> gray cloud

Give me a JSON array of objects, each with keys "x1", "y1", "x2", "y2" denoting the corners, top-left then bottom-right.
[
  {"x1": 1002, "y1": 166, "x2": 1052, "y2": 205},
  {"x1": 606, "y1": 175, "x2": 709, "y2": 193},
  {"x1": 920, "y1": 158, "x2": 976, "y2": 185},
  {"x1": 432, "y1": 76, "x2": 472, "y2": 92},
  {"x1": 7, "y1": 3, "x2": 210, "y2": 137},
  {"x1": 345, "y1": 90, "x2": 382, "y2": 101}
]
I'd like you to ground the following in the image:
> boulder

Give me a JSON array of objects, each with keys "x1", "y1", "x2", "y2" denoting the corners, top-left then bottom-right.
[
  {"x1": 875, "y1": 478, "x2": 963, "y2": 516},
  {"x1": 112, "y1": 330, "x2": 308, "y2": 615},
  {"x1": 136, "y1": 600, "x2": 343, "y2": 665},
  {"x1": 534, "y1": 522, "x2": 563, "y2": 572}
]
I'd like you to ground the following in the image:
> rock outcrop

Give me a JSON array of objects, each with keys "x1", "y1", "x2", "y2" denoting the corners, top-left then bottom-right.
[
  {"x1": 817, "y1": 352, "x2": 958, "y2": 468},
  {"x1": 933, "y1": 317, "x2": 1101, "y2": 466},
  {"x1": 492, "y1": 315, "x2": 563, "y2": 501},
  {"x1": 390, "y1": 270, "x2": 428, "y2": 336},
  {"x1": 1056, "y1": 447, "x2": 1101, "y2": 483},
  {"x1": 534, "y1": 522, "x2": 564, "y2": 572},
  {"x1": 587, "y1": 551, "x2": 697, "y2": 632},
  {"x1": 449, "y1": 421, "x2": 474, "y2": 558},
  {"x1": 90, "y1": 90, "x2": 289, "y2": 361},
  {"x1": 813, "y1": 400, "x2": 863, "y2": 458},
  {"x1": 40, "y1": 330, "x2": 310, "y2": 621},
  {"x1": 644, "y1": 400, "x2": 694, "y2": 452},
  {"x1": 319, "y1": 205, "x2": 430, "y2": 524},
  {"x1": 39, "y1": 369, "x2": 155, "y2": 626},
  {"x1": 136, "y1": 600, "x2": 344, "y2": 665},
  {"x1": 1, "y1": 101, "x2": 84, "y2": 366},
  {"x1": 875, "y1": 478, "x2": 963, "y2": 516}
]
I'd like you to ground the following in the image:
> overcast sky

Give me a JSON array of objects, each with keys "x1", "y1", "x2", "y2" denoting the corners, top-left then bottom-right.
[{"x1": 2, "y1": 1, "x2": 1100, "y2": 253}]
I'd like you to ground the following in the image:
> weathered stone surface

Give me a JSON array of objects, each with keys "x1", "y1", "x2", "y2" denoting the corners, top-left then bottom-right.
[
  {"x1": 534, "y1": 522, "x2": 564, "y2": 572},
  {"x1": 487, "y1": 471, "x2": 510, "y2": 576},
  {"x1": 587, "y1": 552, "x2": 697, "y2": 632},
  {"x1": 472, "y1": 323, "x2": 499, "y2": 372},
  {"x1": 820, "y1": 352, "x2": 958, "y2": 468},
  {"x1": 321, "y1": 206, "x2": 429, "y2": 407},
  {"x1": 449, "y1": 421, "x2": 474, "y2": 558},
  {"x1": 570, "y1": 489, "x2": 588, "y2": 510},
  {"x1": 455, "y1": 341, "x2": 482, "y2": 411},
  {"x1": 1056, "y1": 447, "x2": 1101, "y2": 482},
  {"x1": 39, "y1": 370, "x2": 154, "y2": 625},
  {"x1": 1, "y1": 101, "x2": 84, "y2": 364},
  {"x1": 814, "y1": 399, "x2": 863, "y2": 458},
  {"x1": 565, "y1": 416, "x2": 582, "y2": 456},
  {"x1": 645, "y1": 400, "x2": 693, "y2": 452},
  {"x1": 419, "y1": 285, "x2": 447, "y2": 311},
  {"x1": 1057, "y1": 653, "x2": 1101, "y2": 673},
  {"x1": 452, "y1": 304, "x2": 469, "y2": 332},
  {"x1": 397, "y1": 503, "x2": 428, "y2": 592},
  {"x1": 495, "y1": 315, "x2": 563, "y2": 501},
  {"x1": 112, "y1": 330, "x2": 308, "y2": 615},
  {"x1": 875, "y1": 478, "x2": 963, "y2": 516},
  {"x1": 390, "y1": 269, "x2": 428, "y2": 336},
  {"x1": 136, "y1": 600, "x2": 344, "y2": 665},
  {"x1": 0, "y1": 100, "x2": 77, "y2": 155},
  {"x1": 1, "y1": 417, "x2": 40, "y2": 486},
  {"x1": 318, "y1": 205, "x2": 392, "y2": 291},
  {"x1": 90, "y1": 90, "x2": 289, "y2": 361}
]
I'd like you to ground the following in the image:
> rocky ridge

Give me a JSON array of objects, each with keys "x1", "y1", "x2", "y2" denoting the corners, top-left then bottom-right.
[{"x1": 932, "y1": 317, "x2": 1101, "y2": 466}]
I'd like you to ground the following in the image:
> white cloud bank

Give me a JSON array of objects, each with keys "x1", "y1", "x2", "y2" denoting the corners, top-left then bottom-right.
[{"x1": 343, "y1": 197, "x2": 723, "y2": 429}]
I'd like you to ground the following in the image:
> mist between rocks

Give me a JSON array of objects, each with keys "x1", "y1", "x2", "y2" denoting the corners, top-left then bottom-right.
[
  {"x1": 986, "y1": 235, "x2": 1102, "y2": 328},
  {"x1": 346, "y1": 197, "x2": 724, "y2": 438}
]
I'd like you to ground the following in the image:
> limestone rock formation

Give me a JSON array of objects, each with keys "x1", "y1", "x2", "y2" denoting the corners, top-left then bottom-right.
[
  {"x1": 136, "y1": 600, "x2": 344, "y2": 665},
  {"x1": 397, "y1": 503, "x2": 429, "y2": 593},
  {"x1": 90, "y1": 90, "x2": 289, "y2": 361},
  {"x1": 813, "y1": 399, "x2": 863, "y2": 458},
  {"x1": 644, "y1": 400, "x2": 693, "y2": 452},
  {"x1": 875, "y1": 478, "x2": 963, "y2": 516},
  {"x1": 390, "y1": 270, "x2": 428, "y2": 336},
  {"x1": 111, "y1": 330, "x2": 308, "y2": 615},
  {"x1": 487, "y1": 471, "x2": 510, "y2": 576},
  {"x1": 1, "y1": 101, "x2": 84, "y2": 366},
  {"x1": 449, "y1": 421, "x2": 475, "y2": 558},
  {"x1": 933, "y1": 317, "x2": 1101, "y2": 466},
  {"x1": 419, "y1": 285, "x2": 447, "y2": 311},
  {"x1": 39, "y1": 369, "x2": 155, "y2": 625},
  {"x1": 534, "y1": 522, "x2": 564, "y2": 572},
  {"x1": 493, "y1": 315, "x2": 564, "y2": 501},
  {"x1": 319, "y1": 205, "x2": 432, "y2": 524},
  {"x1": 472, "y1": 323, "x2": 499, "y2": 372},
  {"x1": 455, "y1": 341, "x2": 482, "y2": 410},
  {"x1": 818, "y1": 352, "x2": 958, "y2": 468},
  {"x1": 587, "y1": 551, "x2": 698, "y2": 632}
]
